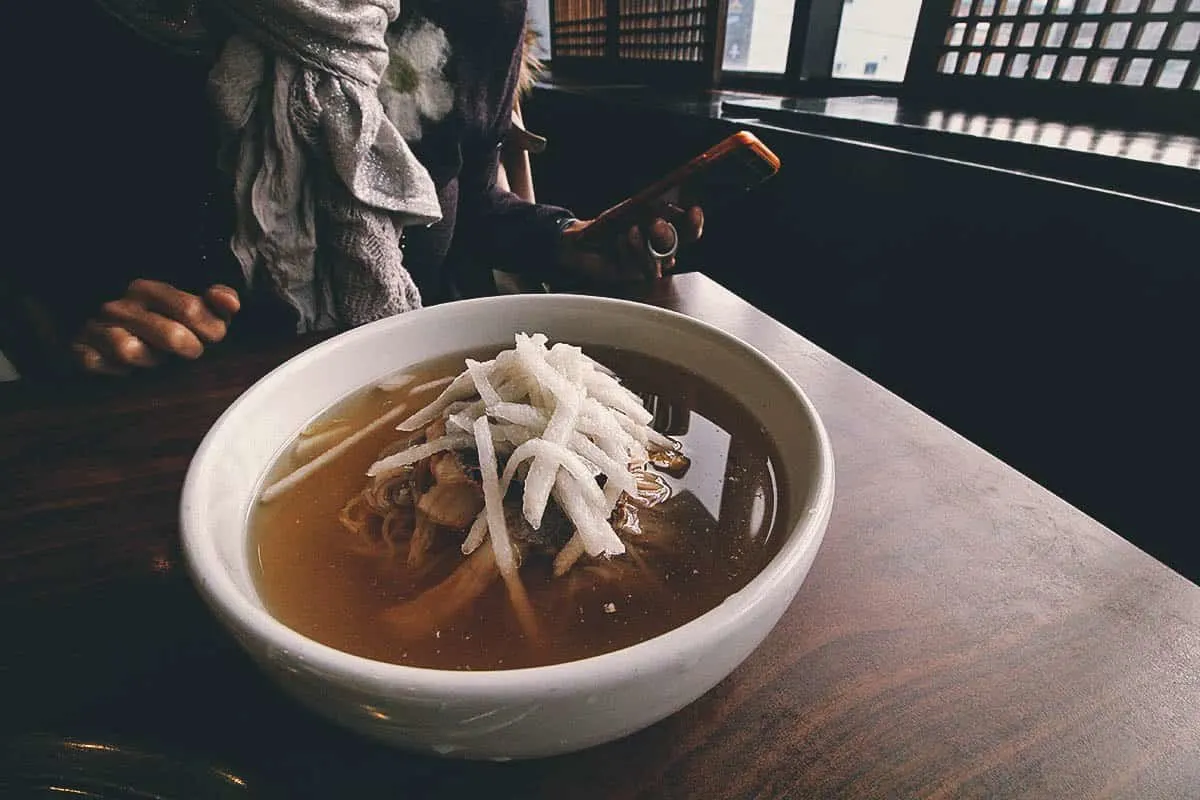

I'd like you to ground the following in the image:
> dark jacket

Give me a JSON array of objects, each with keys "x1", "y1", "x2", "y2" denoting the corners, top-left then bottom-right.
[{"x1": 5, "y1": 0, "x2": 569, "y2": 373}]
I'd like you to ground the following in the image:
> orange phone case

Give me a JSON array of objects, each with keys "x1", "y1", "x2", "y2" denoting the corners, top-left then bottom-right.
[{"x1": 574, "y1": 131, "x2": 781, "y2": 247}]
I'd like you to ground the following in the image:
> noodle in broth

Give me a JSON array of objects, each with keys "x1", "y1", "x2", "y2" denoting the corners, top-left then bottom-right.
[{"x1": 250, "y1": 340, "x2": 786, "y2": 670}]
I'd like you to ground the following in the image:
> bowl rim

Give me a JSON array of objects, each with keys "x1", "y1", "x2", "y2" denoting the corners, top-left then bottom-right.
[{"x1": 180, "y1": 293, "x2": 835, "y2": 699}]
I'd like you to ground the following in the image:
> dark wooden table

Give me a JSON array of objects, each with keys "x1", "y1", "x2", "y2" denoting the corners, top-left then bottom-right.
[{"x1": 2, "y1": 273, "x2": 1197, "y2": 799}]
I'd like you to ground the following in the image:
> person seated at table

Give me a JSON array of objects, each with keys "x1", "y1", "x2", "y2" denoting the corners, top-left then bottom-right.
[{"x1": 7, "y1": 0, "x2": 702, "y2": 378}]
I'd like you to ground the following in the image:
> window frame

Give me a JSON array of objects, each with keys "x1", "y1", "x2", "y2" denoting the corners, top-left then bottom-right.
[
  {"x1": 715, "y1": 0, "x2": 1200, "y2": 132},
  {"x1": 904, "y1": 0, "x2": 1200, "y2": 131},
  {"x1": 718, "y1": 0, "x2": 925, "y2": 93}
]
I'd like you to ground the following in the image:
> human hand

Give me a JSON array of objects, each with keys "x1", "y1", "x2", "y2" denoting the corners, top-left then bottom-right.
[
  {"x1": 557, "y1": 204, "x2": 704, "y2": 286},
  {"x1": 71, "y1": 280, "x2": 241, "y2": 375}
]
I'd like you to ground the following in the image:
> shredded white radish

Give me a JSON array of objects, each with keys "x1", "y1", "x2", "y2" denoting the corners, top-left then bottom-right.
[
  {"x1": 520, "y1": 343, "x2": 585, "y2": 527},
  {"x1": 262, "y1": 402, "x2": 409, "y2": 503},
  {"x1": 579, "y1": 401, "x2": 643, "y2": 460},
  {"x1": 446, "y1": 411, "x2": 476, "y2": 434},
  {"x1": 461, "y1": 512, "x2": 489, "y2": 555},
  {"x1": 521, "y1": 386, "x2": 581, "y2": 528},
  {"x1": 376, "y1": 372, "x2": 417, "y2": 392},
  {"x1": 474, "y1": 416, "x2": 518, "y2": 580},
  {"x1": 396, "y1": 370, "x2": 481, "y2": 431},
  {"x1": 500, "y1": 438, "x2": 606, "y2": 511},
  {"x1": 571, "y1": 432, "x2": 638, "y2": 508},
  {"x1": 410, "y1": 375, "x2": 454, "y2": 395},
  {"x1": 465, "y1": 359, "x2": 502, "y2": 408},
  {"x1": 490, "y1": 402, "x2": 547, "y2": 430},
  {"x1": 363, "y1": 332, "x2": 680, "y2": 569},
  {"x1": 365, "y1": 434, "x2": 475, "y2": 477},
  {"x1": 553, "y1": 531, "x2": 587, "y2": 576},
  {"x1": 551, "y1": 472, "x2": 625, "y2": 557},
  {"x1": 583, "y1": 373, "x2": 654, "y2": 427},
  {"x1": 493, "y1": 424, "x2": 534, "y2": 447},
  {"x1": 603, "y1": 480, "x2": 625, "y2": 510},
  {"x1": 301, "y1": 416, "x2": 349, "y2": 437},
  {"x1": 292, "y1": 422, "x2": 352, "y2": 463}
]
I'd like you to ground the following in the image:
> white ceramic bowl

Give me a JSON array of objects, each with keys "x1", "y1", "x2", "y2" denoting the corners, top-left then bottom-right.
[{"x1": 180, "y1": 294, "x2": 834, "y2": 760}]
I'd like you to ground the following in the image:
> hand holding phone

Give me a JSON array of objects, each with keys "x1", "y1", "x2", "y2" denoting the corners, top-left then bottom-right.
[
  {"x1": 568, "y1": 131, "x2": 781, "y2": 253},
  {"x1": 555, "y1": 131, "x2": 780, "y2": 286}
]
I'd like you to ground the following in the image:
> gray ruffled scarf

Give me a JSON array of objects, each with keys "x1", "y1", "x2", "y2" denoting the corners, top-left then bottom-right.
[{"x1": 97, "y1": 0, "x2": 444, "y2": 331}]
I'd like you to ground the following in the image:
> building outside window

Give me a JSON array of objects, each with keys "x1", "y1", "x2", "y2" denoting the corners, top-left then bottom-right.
[
  {"x1": 831, "y1": 0, "x2": 925, "y2": 81},
  {"x1": 722, "y1": 0, "x2": 796, "y2": 72}
]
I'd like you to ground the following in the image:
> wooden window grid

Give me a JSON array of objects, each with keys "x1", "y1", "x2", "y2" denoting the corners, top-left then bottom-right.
[
  {"x1": 547, "y1": 0, "x2": 1199, "y2": 132},
  {"x1": 550, "y1": 0, "x2": 728, "y2": 87},
  {"x1": 552, "y1": 0, "x2": 608, "y2": 58},
  {"x1": 934, "y1": 0, "x2": 1199, "y2": 91},
  {"x1": 617, "y1": 0, "x2": 711, "y2": 62}
]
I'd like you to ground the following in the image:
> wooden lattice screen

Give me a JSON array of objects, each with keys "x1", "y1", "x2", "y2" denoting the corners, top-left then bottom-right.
[{"x1": 550, "y1": 0, "x2": 728, "y2": 88}]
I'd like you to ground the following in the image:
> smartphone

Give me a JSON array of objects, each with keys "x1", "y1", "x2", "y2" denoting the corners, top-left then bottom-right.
[{"x1": 571, "y1": 131, "x2": 781, "y2": 248}]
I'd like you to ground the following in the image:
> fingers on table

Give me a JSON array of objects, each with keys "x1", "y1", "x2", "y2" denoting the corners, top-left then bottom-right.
[
  {"x1": 98, "y1": 298, "x2": 204, "y2": 360},
  {"x1": 129, "y1": 279, "x2": 230, "y2": 344},
  {"x1": 71, "y1": 340, "x2": 128, "y2": 376},
  {"x1": 204, "y1": 284, "x2": 242, "y2": 319},
  {"x1": 73, "y1": 321, "x2": 157, "y2": 375},
  {"x1": 117, "y1": 279, "x2": 233, "y2": 355}
]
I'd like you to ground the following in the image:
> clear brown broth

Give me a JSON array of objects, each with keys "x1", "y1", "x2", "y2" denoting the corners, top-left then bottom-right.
[{"x1": 250, "y1": 346, "x2": 787, "y2": 670}]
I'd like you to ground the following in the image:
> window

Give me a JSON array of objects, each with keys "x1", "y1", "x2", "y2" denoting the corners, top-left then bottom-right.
[
  {"x1": 617, "y1": 1, "x2": 712, "y2": 63},
  {"x1": 548, "y1": 0, "x2": 1200, "y2": 130},
  {"x1": 722, "y1": 0, "x2": 797, "y2": 72},
  {"x1": 931, "y1": 0, "x2": 1200, "y2": 93},
  {"x1": 831, "y1": 0, "x2": 925, "y2": 81},
  {"x1": 528, "y1": 0, "x2": 552, "y2": 62},
  {"x1": 712, "y1": 0, "x2": 1200, "y2": 100},
  {"x1": 720, "y1": 0, "x2": 925, "y2": 82},
  {"x1": 550, "y1": 0, "x2": 606, "y2": 58}
]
